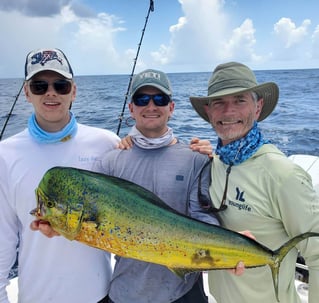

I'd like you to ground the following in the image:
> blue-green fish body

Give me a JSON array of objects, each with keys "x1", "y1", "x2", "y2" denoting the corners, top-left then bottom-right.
[{"x1": 30, "y1": 166, "x2": 319, "y2": 302}]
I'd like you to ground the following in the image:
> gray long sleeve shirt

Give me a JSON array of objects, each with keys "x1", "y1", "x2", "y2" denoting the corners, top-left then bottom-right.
[{"x1": 96, "y1": 141, "x2": 218, "y2": 303}]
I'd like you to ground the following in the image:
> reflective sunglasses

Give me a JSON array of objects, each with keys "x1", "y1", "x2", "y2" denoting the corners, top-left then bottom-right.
[
  {"x1": 29, "y1": 79, "x2": 72, "y2": 95},
  {"x1": 132, "y1": 94, "x2": 171, "y2": 107}
]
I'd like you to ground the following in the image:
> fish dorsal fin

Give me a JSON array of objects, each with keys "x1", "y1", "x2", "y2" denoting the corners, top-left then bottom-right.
[{"x1": 80, "y1": 168, "x2": 183, "y2": 214}]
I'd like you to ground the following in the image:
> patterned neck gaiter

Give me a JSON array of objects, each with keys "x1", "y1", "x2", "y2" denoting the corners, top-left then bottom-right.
[
  {"x1": 129, "y1": 125, "x2": 175, "y2": 149},
  {"x1": 215, "y1": 121, "x2": 269, "y2": 165}
]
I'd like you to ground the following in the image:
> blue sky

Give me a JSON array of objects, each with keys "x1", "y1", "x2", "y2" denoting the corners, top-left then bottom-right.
[{"x1": 1, "y1": 0, "x2": 319, "y2": 78}]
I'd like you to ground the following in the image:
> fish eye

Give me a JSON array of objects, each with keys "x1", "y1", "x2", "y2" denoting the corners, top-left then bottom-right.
[{"x1": 47, "y1": 201, "x2": 55, "y2": 208}]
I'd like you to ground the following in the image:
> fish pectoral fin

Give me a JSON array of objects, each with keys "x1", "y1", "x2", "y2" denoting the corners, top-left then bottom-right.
[
  {"x1": 169, "y1": 268, "x2": 199, "y2": 280},
  {"x1": 60, "y1": 232, "x2": 77, "y2": 241}
]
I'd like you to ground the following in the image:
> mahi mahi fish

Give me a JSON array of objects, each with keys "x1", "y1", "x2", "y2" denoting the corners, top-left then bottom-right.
[{"x1": 30, "y1": 166, "x2": 319, "y2": 302}]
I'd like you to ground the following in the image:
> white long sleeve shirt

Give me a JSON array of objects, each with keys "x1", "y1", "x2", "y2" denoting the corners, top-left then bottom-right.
[{"x1": 0, "y1": 124, "x2": 120, "y2": 303}]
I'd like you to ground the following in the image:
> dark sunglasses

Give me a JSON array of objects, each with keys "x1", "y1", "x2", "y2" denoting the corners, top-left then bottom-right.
[
  {"x1": 29, "y1": 79, "x2": 72, "y2": 95},
  {"x1": 132, "y1": 94, "x2": 171, "y2": 107}
]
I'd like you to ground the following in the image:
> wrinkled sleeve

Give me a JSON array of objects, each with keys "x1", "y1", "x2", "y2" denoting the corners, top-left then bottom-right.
[
  {"x1": 277, "y1": 165, "x2": 319, "y2": 303},
  {"x1": 309, "y1": 269, "x2": 319, "y2": 303},
  {"x1": 0, "y1": 157, "x2": 19, "y2": 303}
]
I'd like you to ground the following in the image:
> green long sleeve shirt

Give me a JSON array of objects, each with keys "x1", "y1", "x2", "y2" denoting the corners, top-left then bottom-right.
[{"x1": 208, "y1": 144, "x2": 319, "y2": 303}]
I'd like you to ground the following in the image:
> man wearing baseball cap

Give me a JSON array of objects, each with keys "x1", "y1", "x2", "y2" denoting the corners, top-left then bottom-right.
[
  {"x1": 0, "y1": 48, "x2": 120, "y2": 302},
  {"x1": 96, "y1": 68, "x2": 219, "y2": 303},
  {"x1": 190, "y1": 62, "x2": 319, "y2": 303}
]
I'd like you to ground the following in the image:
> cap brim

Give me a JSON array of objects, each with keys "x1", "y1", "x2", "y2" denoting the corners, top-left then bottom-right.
[
  {"x1": 26, "y1": 68, "x2": 73, "y2": 80},
  {"x1": 131, "y1": 83, "x2": 172, "y2": 97},
  {"x1": 190, "y1": 82, "x2": 279, "y2": 122}
]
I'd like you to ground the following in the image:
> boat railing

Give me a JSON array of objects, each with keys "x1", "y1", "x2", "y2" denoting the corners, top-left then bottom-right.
[{"x1": 296, "y1": 263, "x2": 308, "y2": 271}]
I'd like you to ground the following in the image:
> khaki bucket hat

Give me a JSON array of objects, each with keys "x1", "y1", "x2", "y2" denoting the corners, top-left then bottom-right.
[{"x1": 190, "y1": 62, "x2": 279, "y2": 122}]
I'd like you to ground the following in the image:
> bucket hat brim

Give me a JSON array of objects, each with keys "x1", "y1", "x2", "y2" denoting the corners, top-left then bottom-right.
[{"x1": 190, "y1": 82, "x2": 279, "y2": 122}]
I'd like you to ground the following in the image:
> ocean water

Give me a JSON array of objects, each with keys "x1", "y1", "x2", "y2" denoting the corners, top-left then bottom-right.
[
  {"x1": 0, "y1": 69, "x2": 318, "y2": 156},
  {"x1": 2, "y1": 70, "x2": 317, "y2": 296}
]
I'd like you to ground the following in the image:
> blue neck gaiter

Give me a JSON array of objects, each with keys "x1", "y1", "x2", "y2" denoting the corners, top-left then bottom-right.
[{"x1": 28, "y1": 111, "x2": 78, "y2": 143}]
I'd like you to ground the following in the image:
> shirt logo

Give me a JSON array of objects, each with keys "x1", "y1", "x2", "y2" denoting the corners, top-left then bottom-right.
[
  {"x1": 228, "y1": 187, "x2": 251, "y2": 212},
  {"x1": 140, "y1": 71, "x2": 161, "y2": 80},
  {"x1": 235, "y1": 187, "x2": 245, "y2": 202}
]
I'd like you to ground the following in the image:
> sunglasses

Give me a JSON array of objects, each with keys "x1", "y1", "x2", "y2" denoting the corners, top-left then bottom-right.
[
  {"x1": 132, "y1": 94, "x2": 171, "y2": 107},
  {"x1": 198, "y1": 159, "x2": 231, "y2": 213},
  {"x1": 29, "y1": 79, "x2": 72, "y2": 95}
]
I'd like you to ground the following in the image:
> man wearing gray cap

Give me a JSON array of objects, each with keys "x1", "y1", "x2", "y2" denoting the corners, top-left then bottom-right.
[
  {"x1": 190, "y1": 62, "x2": 319, "y2": 303},
  {"x1": 95, "y1": 69, "x2": 219, "y2": 303},
  {"x1": 0, "y1": 48, "x2": 120, "y2": 302}
]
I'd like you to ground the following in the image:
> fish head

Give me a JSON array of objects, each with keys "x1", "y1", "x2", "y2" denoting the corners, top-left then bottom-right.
[{"x1": 30, "y1": 167, "x2": 85, "y2": 240}]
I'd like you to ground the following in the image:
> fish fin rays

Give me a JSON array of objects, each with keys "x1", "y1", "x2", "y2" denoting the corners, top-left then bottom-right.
[
  {"x1": 269, "y1": 263, "x2": 280, "y2": 302},
  {"x1": 270, "y1": 231, "x2": 319, "y2": 302}
]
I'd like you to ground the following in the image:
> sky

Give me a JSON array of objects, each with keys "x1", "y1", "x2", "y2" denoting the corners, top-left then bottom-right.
[{"x1": 1, "y1": 0, "x2": 319, "y2": 78}]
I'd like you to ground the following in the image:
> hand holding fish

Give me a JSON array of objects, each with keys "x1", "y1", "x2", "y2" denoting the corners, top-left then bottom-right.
[
  {"x1": 228, "y1": 230, "x2": 256, "y2": 275},
  {"x1": 30, "y1": 219, "x2": 60, "y2": 238}
]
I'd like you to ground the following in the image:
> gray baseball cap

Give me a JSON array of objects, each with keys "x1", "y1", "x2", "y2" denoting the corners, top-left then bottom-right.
[{"x1": 130, "y1": 69, "x2": 172, "y2": 97}]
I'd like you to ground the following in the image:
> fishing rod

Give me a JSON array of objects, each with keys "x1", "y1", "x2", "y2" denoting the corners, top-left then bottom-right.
[
  {"x1": 116, "y1": 0, "x2": 154, "y2": 136},
  {"x1": 0, "y1": 81, "x2": 24, "y2": 141}
]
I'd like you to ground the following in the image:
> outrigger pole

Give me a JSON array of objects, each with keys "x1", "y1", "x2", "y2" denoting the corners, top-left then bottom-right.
[
  {"x1": 0, "y1": 81, "x2": 24, "y2": 141},
  {"x1": 116, "y1": 0, "x2": 154, "y2": 136}
]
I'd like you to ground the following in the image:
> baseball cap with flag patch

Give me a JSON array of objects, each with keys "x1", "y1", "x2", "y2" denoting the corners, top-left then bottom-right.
[{"x1": 25, "y1": 48, "x2": 73, "y2": 80}]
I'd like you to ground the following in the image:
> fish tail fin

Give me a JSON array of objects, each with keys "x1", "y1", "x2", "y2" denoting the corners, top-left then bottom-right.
[
  {"x1": 271, "y1": 231, "x2": 319, "y2": 302},
  {"x1": 268, "y1": 263, "x2": 280, "y2": 302}
]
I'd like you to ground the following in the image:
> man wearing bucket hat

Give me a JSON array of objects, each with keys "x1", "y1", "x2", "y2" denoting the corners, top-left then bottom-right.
[
  {"x1": 190, "y1": 62, "x2": 319, "y2": 303},
  {"x1": 95, "y1": 68, "x2": 221, "y2": 303},
  {"x1": 0, "y1": 48, "x2": 120, "y2": 302}
]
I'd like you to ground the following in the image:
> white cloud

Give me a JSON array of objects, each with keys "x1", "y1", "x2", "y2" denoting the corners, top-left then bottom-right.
[
  {"x1": 0, "y1": 10, "x2": 65, "y2": 78},
  {"x1": 149, "y1": 0, "x2": 319, "y2": 71},
  {"x1": 274, "y1": 17, "x2": 310, "y2": 48},
  {"x1": 222, "y1": 19, "x2": 261, "y2": 62},
  {"x1": 0, "y1": 5, "x2": 133, "y2": 78},
  {"x1": 69, "y1": 10, "x2": 128, "y2": 75},
  {"x1": 151, "y1": 0, "x2": 228, "y2": 71},
  {"x1": 151, "y1": 0, "x2": 262, "y2": 71},
  {"x1": 311, "y1": 25, "x2": 319, "y2": 59},
  {"x1": 269, "y1": 17, "x2": 313, "y2": 64},
  {"x1": 1, "y1": 0, "x2": 319, "y2": 77}
]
